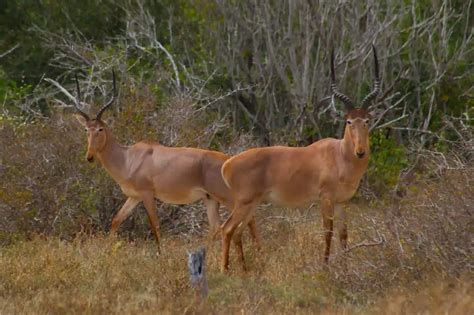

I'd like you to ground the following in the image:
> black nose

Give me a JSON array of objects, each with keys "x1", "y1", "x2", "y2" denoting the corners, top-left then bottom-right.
[
  {"x1": 87, "y1": 156, "x2": 94, "y2": 162},
  {"x1": 357, "y1": 152, "x2": 365, "y2": 159}
]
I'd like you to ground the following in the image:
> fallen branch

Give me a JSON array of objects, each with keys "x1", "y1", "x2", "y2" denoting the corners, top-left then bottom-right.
[{"x1": 344, "y1": 235, "x2": 385, "y2": 252}]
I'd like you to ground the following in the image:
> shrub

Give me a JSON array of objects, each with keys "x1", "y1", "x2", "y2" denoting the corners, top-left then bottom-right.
[{"x1": 367, "y1": 129, "x2": 408, "y2": 194}]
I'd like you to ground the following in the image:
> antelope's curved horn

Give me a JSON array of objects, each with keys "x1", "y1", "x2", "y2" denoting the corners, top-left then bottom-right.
[
  {"x1": 330, "y1": 49, "x2": 354, "y2": 111},
  {"x1": 73, "y1": 74, "x2": 90, "y2": 121},
  {"x1": 95, "y1": 69, "x2": 117, "y2": 121},
  {"x1": 361, "y1": 45, "x2": 381, "y2": 108}
]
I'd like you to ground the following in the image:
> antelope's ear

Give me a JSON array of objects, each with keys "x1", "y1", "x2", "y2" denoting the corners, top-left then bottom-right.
[{"x1": 75, "y1": 114, "x2": 88, "y2": 127}]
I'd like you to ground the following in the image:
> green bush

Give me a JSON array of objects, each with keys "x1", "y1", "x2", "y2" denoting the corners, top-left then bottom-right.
[{"x1": 368, "y1": 130, "x2": 408, "y2": 194}]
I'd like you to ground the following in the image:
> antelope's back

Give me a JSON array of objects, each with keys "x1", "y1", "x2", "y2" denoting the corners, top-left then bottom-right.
[{"x1": 221, "y1": 147, "x2": 295, "y2": 195}]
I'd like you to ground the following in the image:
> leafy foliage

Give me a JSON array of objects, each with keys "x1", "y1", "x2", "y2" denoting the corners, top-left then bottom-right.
[{"x1": 368, "y1": 130, "x2": 408, "y2": 193}]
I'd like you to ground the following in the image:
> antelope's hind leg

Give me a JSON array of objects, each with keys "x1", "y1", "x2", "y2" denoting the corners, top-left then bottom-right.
[
  {"x1": 220, "y1": 201, "x2": 257, "y2": 272},
  {"x1": 222, "y1": 200, "x2": 260, "y2": 248},
  {"x1": 142, "y1": 193, "x2": 161, "y2": 252},
  {"x1": 233, "y1": 231, "x2": 246, "y2": 272},
  {"x1": 203, "y1": 195, "x2": 221, "y2": 240},
  {"x1": 233, "y1": 212, "x2": 257, "y2": 272},
  {"x1": 110, "y1": 197, "x2": 141, "y2": 236},
  {"x1": 247, "y1": 217, "x2": 261, "y2": 250}
]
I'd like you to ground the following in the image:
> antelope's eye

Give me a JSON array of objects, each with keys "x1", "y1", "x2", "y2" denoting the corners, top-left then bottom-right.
[
  {"x1": 98, "y1": 128, "x2": 104, "y2": 132},
  {"x1": 346, "y1": 120, "x2": 352, "y2": 125},
  {"x1": 84, "y1": 128, "x2": 88, "y2": 132},
  {"x1": 364, "y1": 119, "x2": 369, "y2": 124}
]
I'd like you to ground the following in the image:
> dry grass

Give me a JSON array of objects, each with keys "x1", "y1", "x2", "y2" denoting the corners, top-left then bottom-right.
[{"x1": 0, "y1": 169, "x2": 472, "y2": 314}]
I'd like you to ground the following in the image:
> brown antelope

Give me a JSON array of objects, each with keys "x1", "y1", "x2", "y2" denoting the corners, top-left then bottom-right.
[
  {"x1": 219, "y1": 46, "x2": 381, "y2": 271},
  {"x1": 51, "y1": 72, "x2": 259, "y2": 249}
]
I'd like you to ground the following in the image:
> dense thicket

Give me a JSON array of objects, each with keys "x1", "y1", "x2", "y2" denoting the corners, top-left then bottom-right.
[{"x1": 0, "y1": 0, "x2": 472, "y2": 241}]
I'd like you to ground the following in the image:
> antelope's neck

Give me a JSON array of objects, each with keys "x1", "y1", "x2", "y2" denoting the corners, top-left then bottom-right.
[
  {"x1": 339, "y1": 127, "x2": 370, "y2": 179},
  {"x1": 96, "y1": 131, "x2": 129, "y2": 182}
]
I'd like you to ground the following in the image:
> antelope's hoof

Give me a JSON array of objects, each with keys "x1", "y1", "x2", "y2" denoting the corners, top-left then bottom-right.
[{"x1": 220, "y1": 265, "x2": 230, "y2": 274}]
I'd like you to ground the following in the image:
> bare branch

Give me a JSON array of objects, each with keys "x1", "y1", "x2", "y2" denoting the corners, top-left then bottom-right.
[
  {"x1": 0, "y1": 43, "x2": 20, "y2": 59},
  {"x1": 44, "y1": 78, "x2": 77, "y2": 103}
]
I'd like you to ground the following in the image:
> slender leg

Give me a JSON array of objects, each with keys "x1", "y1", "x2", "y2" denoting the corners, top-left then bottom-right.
[
  {"x1": 335, "y1": 204, "x2": 348, "y2": 250},
  {"x1": 247, "y1": 217, "x2": 261, "y2": 250},
  {"x1": 221, "y1": 202, "x2": 257, "y2": 272},
  {"x1": 142, "y1": 193, "x2": 161, "y2": 251},
  {"x1": 221, "y1": 225, "x2": 233, "y2": 272},
  {"x1": 110, "y1": 197, "x2": 141, "y2": 235},
  {"x1": 233, "y1": 211, "x2": 257, "y2": 272},
  {"x1": 203, "y1": 196, "x2": 221, "y2": 240},
  {"x1": 223, "y1": 200, "x2": 260, "y2": 247},
  {"x1": 233, "y1": 232, "x2": 246, "y2": 271},
  {"x1": 321, "y1": 198, "x2": 335, "y2": 263}
]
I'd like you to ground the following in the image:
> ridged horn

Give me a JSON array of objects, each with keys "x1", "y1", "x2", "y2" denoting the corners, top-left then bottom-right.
[
  {"x1": 95, "y1": 69, "x2": 117, "y2": 121},
  {"x1": 73, "y1": 74, "x2": 90, "y2": 120},
  {"x1": 360, "y1": 45, "x2": 381, "y2": 108},
  {"x1": 330, "y1": 49, "x2": 354, "y2": 111}
]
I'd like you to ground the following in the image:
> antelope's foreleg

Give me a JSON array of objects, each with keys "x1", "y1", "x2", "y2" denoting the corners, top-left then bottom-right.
[
  {"x1": 335, "y1": 204, "x2": 348, "y2": 250},
  {"x1": 110, "y1": 197, "x2": 140, "y2": 235},
  {"x1": 321, "y1": 198, "x2": 335, "y2": 263}
]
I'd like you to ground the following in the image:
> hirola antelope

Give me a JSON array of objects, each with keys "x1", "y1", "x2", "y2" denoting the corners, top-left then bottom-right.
[
  {"x1": 49, "y1": 72, "x2": 259, "y2": 249},
  {"x1": 219, "y1": 46, "x2": 381, "y2": 271}
]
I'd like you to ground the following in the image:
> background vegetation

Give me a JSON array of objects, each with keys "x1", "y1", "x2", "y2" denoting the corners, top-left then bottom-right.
[{"x1": 0, "y1": 0, "x2": 472, "y2": 313}]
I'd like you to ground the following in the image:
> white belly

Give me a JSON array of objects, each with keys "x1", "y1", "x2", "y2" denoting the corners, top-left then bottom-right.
[
  {"x1": 155, "y1": 188, "x2": 205, "y2": 205},
  {"x1": 120, "y1": 184, "x2": 205, "y2": 205},
  {"x1": 266, "y1": 190, "x2": 317, "y2": 208}
]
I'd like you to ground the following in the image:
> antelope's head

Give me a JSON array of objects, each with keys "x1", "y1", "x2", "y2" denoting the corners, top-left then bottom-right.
[
  {"x1": 73, "y1": 71, "x2": 117, "y2": 162},
  {"x1": 330, "y1": 45, "x2": 381, "y2": 159}
]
